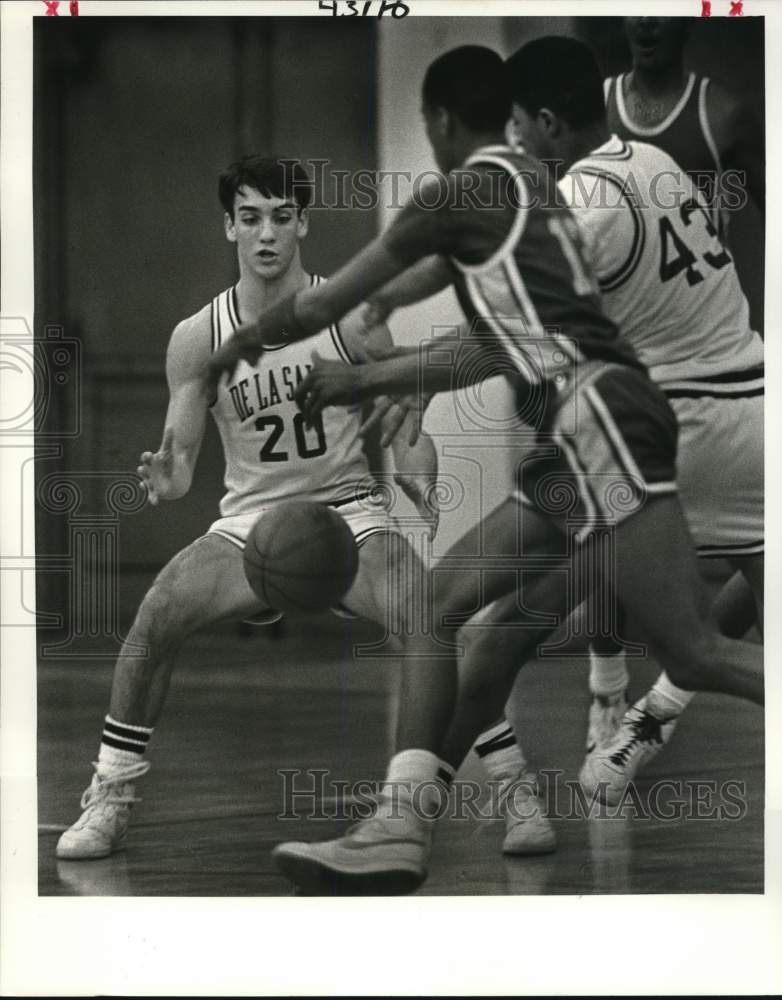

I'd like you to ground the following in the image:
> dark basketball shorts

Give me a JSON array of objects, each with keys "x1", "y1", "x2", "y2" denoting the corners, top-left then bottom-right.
[{"x1": 514, "y1": 362, "x2": 679, "y2": 540}]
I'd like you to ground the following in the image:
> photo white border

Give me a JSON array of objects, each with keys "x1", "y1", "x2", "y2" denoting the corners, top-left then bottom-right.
[{"x1": 1, "y1": 0, "x2": 781, "y2": 994}]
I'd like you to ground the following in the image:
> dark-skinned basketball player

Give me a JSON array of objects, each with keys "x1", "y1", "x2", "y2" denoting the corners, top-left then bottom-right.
[
  {"x1": 441, "y1": 37, "x2": 763, "y2": 850},
  {"x1": 207, "y1": 47, "x2": 764, "y2": 893}
]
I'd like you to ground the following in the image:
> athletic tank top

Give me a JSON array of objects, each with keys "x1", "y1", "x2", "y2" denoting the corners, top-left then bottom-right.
[
  {"x1": 605, "y1": 72, "x2": 724, "y2": 232},
  {"x1": 446, "y1": 145, "x2": 640, "y2": 393},
  {"x1": 559, "y1": 136, "x2": 762, "y2": 387},
  {"x1": 209, "y1": 275, "x2": 370, "y2": 517}
]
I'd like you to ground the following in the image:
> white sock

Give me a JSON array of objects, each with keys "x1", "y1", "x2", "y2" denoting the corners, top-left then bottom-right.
[
  {"x1": 645, "y1": 672, "x2": 694, "y2": 719},
  {"x1": 588, "y1": 648, "x2": 629, "y2": 699},
  {"x1": 474, "y1": 720, "x2": 527, "y2": 780},
  {"x1": 377, "y1": 749, "x2": 441, "y2": 822},
  {"x1": 97, "y1": 715, "x2": 153, "y2": 775}
]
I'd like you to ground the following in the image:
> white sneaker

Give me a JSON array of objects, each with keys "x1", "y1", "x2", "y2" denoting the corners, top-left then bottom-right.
[
  {"x1": 579, "y1": 704, "x2": 678, "y2": 807},
  {"x1": 273, "y1": 809, "x2": 431, "y2": 895},
  {"x1": 585, "y1": 691, "x2": 629, "y2": 755},
  {"x1": 56, "y1": 760, "x2": 151, "y2": 860},
  {"x1": 500, "y1": 772, "x2": 556, "y2": 855}
]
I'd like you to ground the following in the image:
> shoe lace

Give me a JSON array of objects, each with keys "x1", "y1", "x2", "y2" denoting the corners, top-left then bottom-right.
[
  {"x1": 608, "y1": 712, "x2": 664, "y2": 767},
  {"x1": 80, "y1": 760, "x2": 151, "y2": 811}
]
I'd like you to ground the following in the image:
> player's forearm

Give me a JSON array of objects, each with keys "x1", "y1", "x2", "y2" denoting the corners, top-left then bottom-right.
[
  {"x1": 246, "y1": 239, "x2": 410, "y2": 349},
  {"x1": 370, "y1": 256, "x2": 451, "y2": 314},
  {"x1": 357, "y1": 340, "x2": 491, "y2": 398},
  {"x1": 355, "y1": 350, "x2": 448, "y2": 398}
]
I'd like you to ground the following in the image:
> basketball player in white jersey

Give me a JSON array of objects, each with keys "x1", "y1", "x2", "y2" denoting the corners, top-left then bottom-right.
[
  {"x1": 590, "y1": 14, "x2": 765, "y2": 744},
  {"x1": 436, "y1": 37, "x2": 764, "y2": 842},
  {"x1": 56, "y1": 156, "x2": 439, "y2": 861}
]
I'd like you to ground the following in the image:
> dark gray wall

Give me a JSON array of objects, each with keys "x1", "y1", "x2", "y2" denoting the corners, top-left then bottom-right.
[{"x1": 34, "y1": 17, "x2": 378, "y2": 622}]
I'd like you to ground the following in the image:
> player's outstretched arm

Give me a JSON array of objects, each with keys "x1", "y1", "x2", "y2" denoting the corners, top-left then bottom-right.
[
  {"x1": 362, "y1": 255, "x2": 453, "y2": 327},
  {"x1": 138, "y1": 311, "x2": 210, "y2": 505},
  {"x1": 341, "y1": 311, "x2": 440, "y2": 535},
  {"x1": 208, "y1": 178, "x2": 458, "y2": 389},
  {"x1": 295, "y1": 335, "x2": 491, "y2": 421},
  {"x1": 207, "y1": 237, "x2": 408, "y2": 391}
]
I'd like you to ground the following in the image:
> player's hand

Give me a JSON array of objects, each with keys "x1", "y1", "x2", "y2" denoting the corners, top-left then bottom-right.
[
  {"x1": 361, "y1": 296, "x2": 392, "y2": 331},
  {"x1": 359, "y1": 394, "x2": 425, "y2": 448},
  {"x1": 206, "y1": 325, "x2": 265, "y2": 395},
  {"x1": 137, "y1": 426, "x2": 176, "y2": 506},
  {"x1": 394, "y1": 473, "x2": 440, "y2": 539},
  {"x1": 295, "y1": 351, "x2": 366, "y2": 421}
]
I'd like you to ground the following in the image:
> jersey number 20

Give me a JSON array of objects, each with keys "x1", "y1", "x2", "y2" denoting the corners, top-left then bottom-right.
[{"x1": 255, "y1": 413, "x2": 327, "y2": 462}]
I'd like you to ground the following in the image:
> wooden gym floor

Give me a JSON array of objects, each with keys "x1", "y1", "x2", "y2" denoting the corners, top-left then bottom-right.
[{"x1": 37, "y1": 607, "x2": 764, "y2": 897}]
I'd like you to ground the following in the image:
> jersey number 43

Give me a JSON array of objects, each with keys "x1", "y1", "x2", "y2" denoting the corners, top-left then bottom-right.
[{"x1": 659, "y1": 198, "x2": 732, "y2": 287}]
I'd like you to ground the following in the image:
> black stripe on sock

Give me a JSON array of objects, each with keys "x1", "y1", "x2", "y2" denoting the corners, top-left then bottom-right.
[
  {"x1": 104, "y1": 720, "x2": 151, "y2": 744},
  {"x1": 474, "y1": 733, "x2": 517, "y2": 758},
  {"x1": 436, "y1": 766, "x2": 454, "y2": 787},
  {"x1": 101, "y1": 733, "x2": 148, "y2": 754}
]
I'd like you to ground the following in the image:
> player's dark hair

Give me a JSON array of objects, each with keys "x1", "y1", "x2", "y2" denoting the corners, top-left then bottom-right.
[
  {"x1": 506, "y1": 36, "x2": 606, "y2": 130},
  {"x1": 218, "y1": 155, "x2": 313, "y2": 218},
  {"x1": 422, "y1": 46, "x2": 511, "y2": 132}
]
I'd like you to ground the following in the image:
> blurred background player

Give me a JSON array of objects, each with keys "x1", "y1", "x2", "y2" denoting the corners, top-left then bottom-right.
[
  {"x1": 56, "y1": 156, "x2": 438, "y2": 861},
  {"x1": 207, "y1": 47, "x2": 764, "y2": 893},
  {"x1": 606, "y1": 16, "x2": 764, "y2": 229},
  {"x1": 442, "y1": 36, "x2": 763, "y2": 851}
]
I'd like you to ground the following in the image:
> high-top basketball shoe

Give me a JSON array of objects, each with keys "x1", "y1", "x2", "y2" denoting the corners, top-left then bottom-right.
[{"x1": 56, "y1": 760, "x2": 151, "y2": 860}]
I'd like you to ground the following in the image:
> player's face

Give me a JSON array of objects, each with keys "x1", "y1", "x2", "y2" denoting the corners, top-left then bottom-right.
[
  {"x1": 422, "y1": 102, "x2": 456, "y2": 172},
  {"x1": 225, "y1": 187, "x2": 308, "y2": 279},
  {"x1": 625, "y1": 17, "x2": 687, "y2": 72},
  {"x1": 510, "y1": 103, "x2": 556, "y2": 160}
]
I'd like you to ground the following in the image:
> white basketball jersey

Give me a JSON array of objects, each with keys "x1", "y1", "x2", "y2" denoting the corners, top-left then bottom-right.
[
  {"x1": 210, "y1": 275, "x2": 370, "y2": 518},
  {"x1": 558, "y1": 136, "x2": 763, "y2": 387}
]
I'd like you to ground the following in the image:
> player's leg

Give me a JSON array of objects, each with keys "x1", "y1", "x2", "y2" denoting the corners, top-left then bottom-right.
[
  {"x1": 581, "y1": 387, "x2": 765, "y2": 800},
  {"x1": 712, "y1": 569, "x2": 759, "y2": 638},
  {"x1": 57, "y1": 528, "x2": 267, "y2": 860},
  {"x1": 341, "y1": 528, "x2": 458, "y2": 753},
  {"x1": 606, "y1": 496, "x2": 763, "y2": 699},
  {"x1": 579, "y1": 493, "x2": 764, "y2": 804},
  {"x1": 272, "y1": 497, "x2": 564, "y2": 892},
  {"x1": 729, "y1": 553, "x2": 763, "y2": 636},
  {"x1": 442, "y1": 581, "x2": 568, "y2": 855},
  {"x1": 583, "y1": 595, "x2": 631, "y2": 754}
]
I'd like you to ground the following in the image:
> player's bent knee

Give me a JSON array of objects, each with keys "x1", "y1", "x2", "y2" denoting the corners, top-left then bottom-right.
[
  {"x1": 134, "y1": 562, "x2": 211, "y2": 641},
  {"x1": 654, "y1": 633, "x2": 719, "y2": 691}
]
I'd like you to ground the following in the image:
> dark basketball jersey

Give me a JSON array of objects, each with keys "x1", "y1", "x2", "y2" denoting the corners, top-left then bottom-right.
[
  {"x1": 382, "y1": 145, "x2": 640, "y2": 396},
  {"x1": 605, "y1": 72, "x2": 724, "y2": 230}
]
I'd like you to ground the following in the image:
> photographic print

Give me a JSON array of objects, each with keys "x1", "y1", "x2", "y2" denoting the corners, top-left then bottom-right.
[{"x1": 2, "y1": 0, "x2": 780, "y2": 995}]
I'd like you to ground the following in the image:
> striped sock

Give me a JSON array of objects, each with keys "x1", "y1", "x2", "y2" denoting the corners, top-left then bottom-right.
[
  {"x1": 474, "y1": 720, "x2": 527, "y2": 780},
  {"x1": 97, "y1": 715, "x2": 153, "y2": 773},
  {"x1": 436, "y1": 760, "x2": 455, "y2": 792}
]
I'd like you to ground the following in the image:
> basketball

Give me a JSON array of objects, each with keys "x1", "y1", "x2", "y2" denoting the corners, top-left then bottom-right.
[{"x1": 243, "y1": 501, "x2": 360, "y2": 613}]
